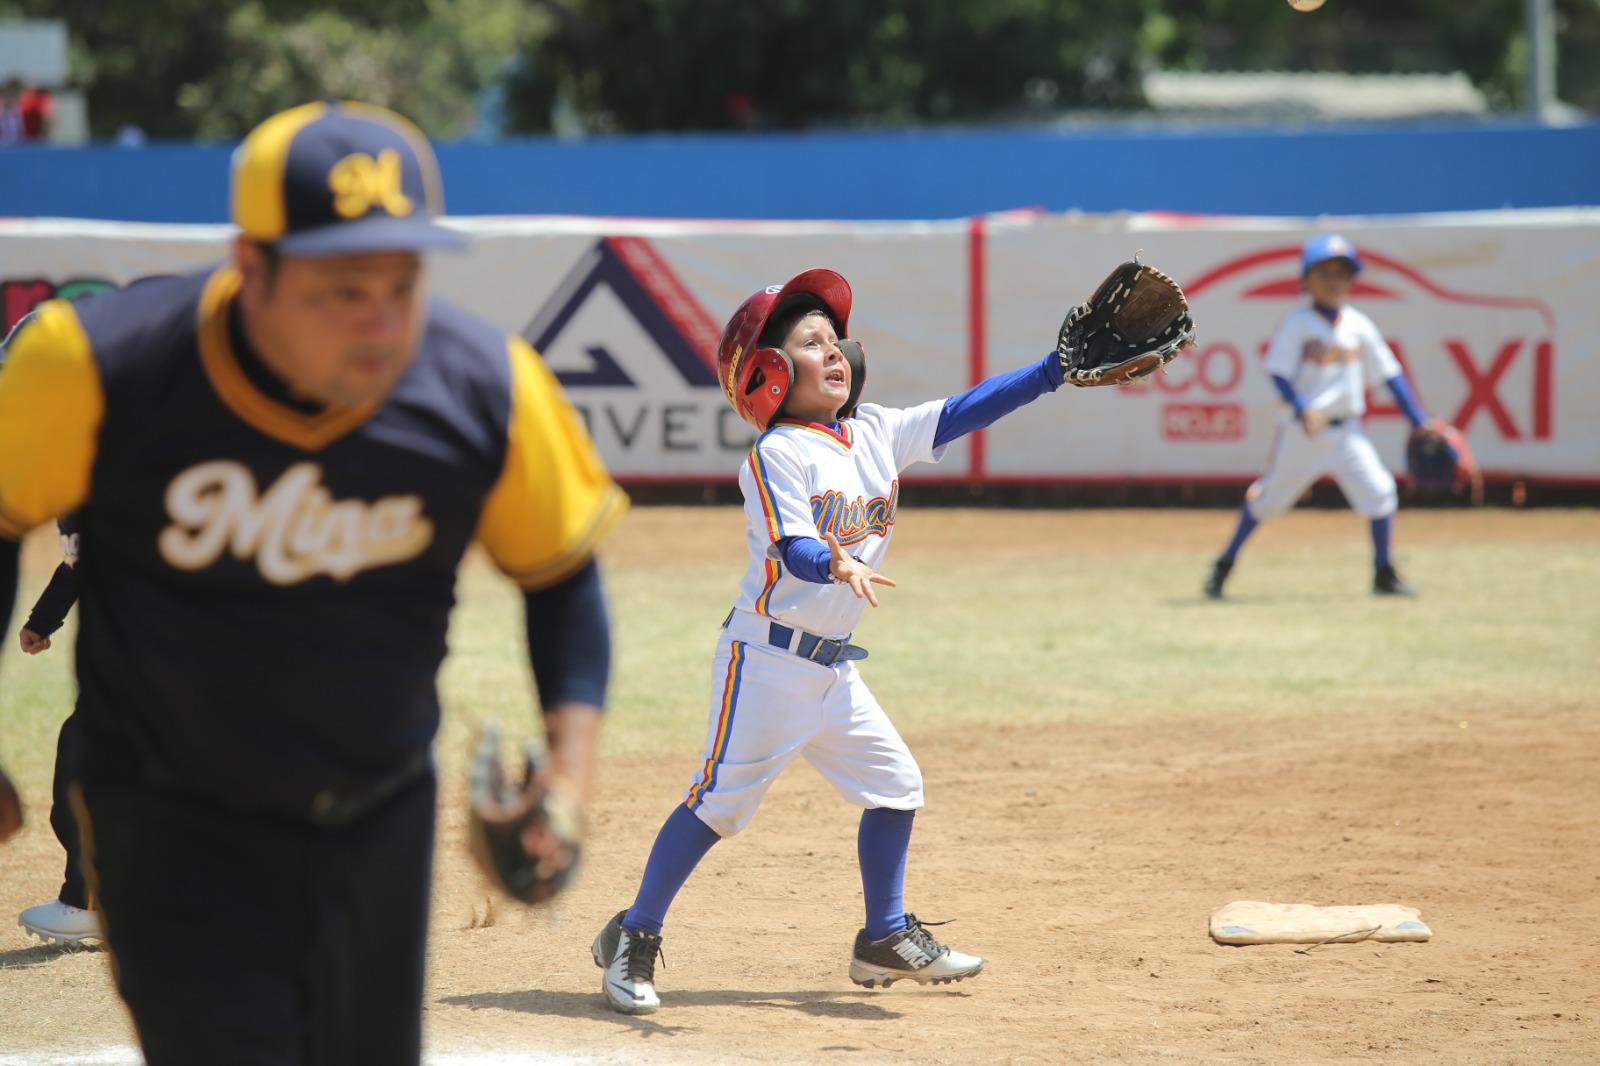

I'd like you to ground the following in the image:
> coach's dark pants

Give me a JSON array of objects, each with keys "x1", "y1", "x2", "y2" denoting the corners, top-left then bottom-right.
[
  {"x1": 78, "y1": 769, "x2": 436, "y2": 1066},
  {"x1": 48, "y1": 705, "x2": 88, "y2": 909}
]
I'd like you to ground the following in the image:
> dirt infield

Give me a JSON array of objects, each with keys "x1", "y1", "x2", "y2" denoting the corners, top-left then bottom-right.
[{"x1": 2, "y1": 509, "x2": 1597, "y2": 1064}]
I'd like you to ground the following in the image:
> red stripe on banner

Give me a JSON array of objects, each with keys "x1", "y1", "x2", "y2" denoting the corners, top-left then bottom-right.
[
  {"x1": 607, "y1": 236, "x2": 723, "y2": 373},
  {"x1": 967, "y1": 215, "x2": 987, "y2": 480}
]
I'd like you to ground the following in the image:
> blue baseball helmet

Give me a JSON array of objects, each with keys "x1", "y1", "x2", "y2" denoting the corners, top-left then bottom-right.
[{"x1": 1301, "y1": 233, "x2": 1362, "y2": 276}]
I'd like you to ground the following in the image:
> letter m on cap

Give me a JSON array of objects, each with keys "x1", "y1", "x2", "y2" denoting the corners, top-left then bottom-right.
[{"x1": 328, "y1": 149, "x2": 413, "y2": 219}]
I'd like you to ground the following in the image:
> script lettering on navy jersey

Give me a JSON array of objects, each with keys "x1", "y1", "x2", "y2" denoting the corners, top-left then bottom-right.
[
  {"x1": 158, "y1": 460, "x2": 434, "y2": 585},
  {"x1": 810, "y1": 479, "x2": 899, "y2": 546}
]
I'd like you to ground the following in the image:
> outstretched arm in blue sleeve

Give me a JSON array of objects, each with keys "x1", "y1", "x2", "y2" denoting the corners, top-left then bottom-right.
[{"x1": 932, "y1": 353, "x2": 1064, "y2": 449}]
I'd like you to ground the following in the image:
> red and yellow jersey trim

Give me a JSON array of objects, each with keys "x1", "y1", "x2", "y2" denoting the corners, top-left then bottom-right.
[
  {"x1": 746, "y1": 447, "x2": 786, "y2": 543},
  {"x1": 753, "y1": 556, "x2": 781, "y2": 615},
  {"x1": 773, "y1": 417, "x2": 852, "y2": 450}
]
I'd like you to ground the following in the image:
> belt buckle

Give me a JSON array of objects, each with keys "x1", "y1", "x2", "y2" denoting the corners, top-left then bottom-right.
[{"x1": 809, "y1": 638, "x2": 844, "y2": 666}]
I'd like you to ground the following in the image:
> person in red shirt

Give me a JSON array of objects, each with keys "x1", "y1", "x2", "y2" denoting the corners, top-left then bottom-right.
[{"x1": 18, "y1": 83, "x2": 53, "y2": 141}]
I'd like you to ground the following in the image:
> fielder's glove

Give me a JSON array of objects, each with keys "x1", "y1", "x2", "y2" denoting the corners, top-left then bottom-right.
[
  {"x1": 1057, "y1": 258, "x2": 1197, "y2": 386},
  {"x1": 468, "y1": 723, "x2": 583, "y2": 904},
  {"x1": 1406, "y1": 419, "x2": 1482, "y2": 503}
]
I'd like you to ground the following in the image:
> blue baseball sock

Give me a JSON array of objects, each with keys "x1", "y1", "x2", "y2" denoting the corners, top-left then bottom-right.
[
  {"x1": 623, "y1": 804, "x2": 722, "y2": 934},
  {"x1": 1220, "y1": 504, "x2": 1259, "y2": 562},
  {"x1": 1370, "y1": 514, "x2": 1393, "y2": 570},
  {"x1": 858, "y1": 807, "x2": 916, "y2": 941}
]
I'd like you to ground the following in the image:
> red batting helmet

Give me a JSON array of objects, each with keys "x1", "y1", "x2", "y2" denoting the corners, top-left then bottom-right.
[{"x1": 715, "y1": 268, "x2": 864, "y2": 431}]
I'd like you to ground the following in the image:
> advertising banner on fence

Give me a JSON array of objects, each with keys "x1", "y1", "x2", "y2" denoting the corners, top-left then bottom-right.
[
  {"x1": 2, "y1": 209, "x2": 1595, "y2": 483},
  {"x1": 981, "y1": 210, "x2": 1591, "y2": 483}
]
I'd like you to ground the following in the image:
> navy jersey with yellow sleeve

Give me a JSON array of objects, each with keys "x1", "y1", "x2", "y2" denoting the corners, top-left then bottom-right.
[{"x1": 0, "y1": 267, "x2": 627, "y2": 815}]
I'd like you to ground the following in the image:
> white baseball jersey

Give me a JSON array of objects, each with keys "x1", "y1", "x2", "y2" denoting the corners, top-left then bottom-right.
[
  {"x1": 1262, "y1": 305, "x2": 1401, "y2": 421},
  {"x1": 733, "y1": 400, "x2": 948, "y2": 637}
]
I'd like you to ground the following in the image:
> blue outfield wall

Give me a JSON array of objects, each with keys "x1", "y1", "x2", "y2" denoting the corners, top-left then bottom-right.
[{"x1": 1, "y1": 120, "x2": 1596, "y2": 222}]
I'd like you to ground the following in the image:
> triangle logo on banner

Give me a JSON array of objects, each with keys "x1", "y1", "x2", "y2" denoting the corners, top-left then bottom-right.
[{"x1": 522, "y1": 237, "x2": 722, "y2": 389}]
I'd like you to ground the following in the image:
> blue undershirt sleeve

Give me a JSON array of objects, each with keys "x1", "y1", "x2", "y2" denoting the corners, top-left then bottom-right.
[
  {"x1": 523, "y1": 557, "x2": 611, "y2": 710},
  {"x1": 933, "y1": 353, "x2": 1063, "y2": 450},
  {"x1": 1271, "y1": 374, "x2": 1305, "y2": 416},
  {"x1": 777, "y1": 535, "x2": 833, "y2": 585},
  {"x1": 1386, "y1": 374, "x2": 1428, "y2": 428}
]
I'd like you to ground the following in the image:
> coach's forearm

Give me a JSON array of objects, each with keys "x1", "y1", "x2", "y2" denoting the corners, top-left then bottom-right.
[{"x1": 542, "y1": 703, "x2": 602, "y2": 804}]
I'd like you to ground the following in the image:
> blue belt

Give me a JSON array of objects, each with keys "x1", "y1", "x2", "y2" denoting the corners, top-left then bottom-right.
[
  {"x1": 769, "y1": 623, "x2": 869, "y2": 666},
  {"x1": 722, "y1": 611, "x2": 869, "y2": 666}
]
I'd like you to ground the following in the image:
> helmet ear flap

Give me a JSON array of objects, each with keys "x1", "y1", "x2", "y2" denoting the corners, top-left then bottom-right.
[
  {"x1": 836, "y1": 338, "x2": 867, "y2": 419},
  {"x1": 739, "y1": 346, "x2": 795, "y2": 429}
]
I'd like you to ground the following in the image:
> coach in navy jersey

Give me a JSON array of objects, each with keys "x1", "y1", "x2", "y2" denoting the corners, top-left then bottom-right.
[{"x1": 0, "y1": 101, "x2": 627, "y2": 1064}]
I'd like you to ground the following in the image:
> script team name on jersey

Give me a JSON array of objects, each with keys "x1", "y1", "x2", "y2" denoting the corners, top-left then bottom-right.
[
  {"x1": 158, "y1": 460, "x2": 434, "y2": 585},
  {"x1": 1300, "y1": 340, "x2": 1360, "y2": 366},
  {"x1": 810, "y1": 480, "x2": 899, "y2": 546}
]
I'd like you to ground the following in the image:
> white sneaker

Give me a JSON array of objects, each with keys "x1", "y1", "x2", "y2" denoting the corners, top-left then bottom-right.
[
  {"x1": 19, "y1": 900, "x2": 102, "y2": 945},
  {"x1": 591, "y1": 909, "x2": 662, "y2": 1014},
  {"x1": 848, "y1": 913, "x2": 984, "y2": 988}
]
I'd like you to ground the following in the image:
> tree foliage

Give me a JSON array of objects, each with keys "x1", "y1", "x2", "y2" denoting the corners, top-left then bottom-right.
[
  {"x1": 0, "y1": 0, "x2": 1594, "y2": 139},
  {"x1": 503, "y1": 0, "x2": 1600, "y2": 133}
]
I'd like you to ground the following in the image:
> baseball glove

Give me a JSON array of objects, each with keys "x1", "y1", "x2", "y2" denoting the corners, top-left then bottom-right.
[
  {"x1": 468, "y1": 723, "x2": 583, "y2": 904},
  {"x1": 1057, "y1": 258, "x2": 1198, "y2": 386},
  {"x1": 1406, "y1": 419, "x2": 1483, "y2": 503}
]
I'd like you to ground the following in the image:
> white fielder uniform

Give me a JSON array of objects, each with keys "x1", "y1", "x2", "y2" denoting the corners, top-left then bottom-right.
[
  {"x1": 684, "y1": 400, "x2": 948, "y2": 837},
  {"x1": 1247, "y1": 304, "x2": 1401, "y2": 521}
]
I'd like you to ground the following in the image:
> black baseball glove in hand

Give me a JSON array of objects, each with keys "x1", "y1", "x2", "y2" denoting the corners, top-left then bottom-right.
[
  {"x1": 1057, "y1": 258, "x2": 1198, "y2": 386},
  {"x1": 469, "y1": 724, "x2": 583, "y2": 904}
]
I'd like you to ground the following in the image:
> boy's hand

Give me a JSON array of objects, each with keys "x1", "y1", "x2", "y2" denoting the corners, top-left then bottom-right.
[
  {"x1": 1299, "y1": 409, "x2": 1327, "y2": 436},
  {"x1": 823, "y1": 531, "x2": 896, "y2": 607},
  {"x1": 19, "y1": 628, "x2": 51, "y2": 655}
]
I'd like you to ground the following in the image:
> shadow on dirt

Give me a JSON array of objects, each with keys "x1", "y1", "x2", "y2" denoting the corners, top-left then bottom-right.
[
  {"x1": 0, "y1": 941, "x2": 101, "y2": 970},
  {"x1": 439, "y1": 986, "x2": 912, "y2": 1034}
]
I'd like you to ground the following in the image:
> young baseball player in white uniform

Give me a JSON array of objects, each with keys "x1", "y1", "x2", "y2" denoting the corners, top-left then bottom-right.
[
  {"x1": 592, "y1": 268, "x2": 1075, "y2": 1014},
  {"x1": 1205, "y1": 234, "x2": 1430, "y2": 599}
]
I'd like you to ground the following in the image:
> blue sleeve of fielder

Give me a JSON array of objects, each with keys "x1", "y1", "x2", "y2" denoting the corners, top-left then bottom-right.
[
  {"x1": 1386, "y1": 374, "x2": 1428, "y2": 428},
  {"x1": 523, "y1": 557, "x2": 611, "y2": 710},
  {"x1": 933, "y1": 352, "x2": 1063, "y2": 450},
  {"x1": 1271, "y1": 374, "x2": 1305, "y2": 416},
  {"x1": 777, "y1": 535, "x2": 833, "y2": 585}
]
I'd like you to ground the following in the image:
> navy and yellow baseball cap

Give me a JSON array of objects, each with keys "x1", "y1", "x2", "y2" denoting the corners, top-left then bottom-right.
[{"x1": 231, "y1": 100, "x2": 466, "y2": 255}]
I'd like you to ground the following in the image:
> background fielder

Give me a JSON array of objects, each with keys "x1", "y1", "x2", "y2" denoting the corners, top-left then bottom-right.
[{"x1": 1205, "y1": 234, "x2": 1430, "y2": 599}]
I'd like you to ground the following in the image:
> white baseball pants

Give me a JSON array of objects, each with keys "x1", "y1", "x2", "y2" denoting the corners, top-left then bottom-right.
[
  {"x1": 1245, "y1": 417, "x2": 1398, "y2": 521},
  {"x1": 683, "y1": 610, "x2": 924, "y2": 837}
]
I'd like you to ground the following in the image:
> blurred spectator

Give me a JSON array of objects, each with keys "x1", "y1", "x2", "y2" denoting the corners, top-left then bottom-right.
[
  {"x1": 18, "y1": 82, "x2": 53, "y2": 141},
  {"x1": 0, "y1": 78, "x2": 53, "y2": 144},
  {"x1": 0, "y1": 79, "x2": 22, "y2": 145},
  {"x1": 114, "y1": 124, "x2": 147, "y2": 148}
]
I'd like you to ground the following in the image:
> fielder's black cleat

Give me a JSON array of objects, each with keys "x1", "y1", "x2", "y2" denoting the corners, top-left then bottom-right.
[
  {"x1": 1204, "y1": 556, "x2": 1234, "y2": 600},
  {"x1": 1373, "y1": 564, "x2": 1418, "y2": 597}
]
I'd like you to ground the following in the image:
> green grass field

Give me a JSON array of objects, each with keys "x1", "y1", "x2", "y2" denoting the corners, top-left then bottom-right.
[{"x1": 7, "y1": 508, "x2": 1592, "y2": 797}]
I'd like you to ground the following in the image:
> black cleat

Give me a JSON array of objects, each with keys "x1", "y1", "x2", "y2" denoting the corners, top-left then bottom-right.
[
  {"x1": 848, "y1": 914, "x2": 984, "y2": 988},
  {"x1": 1204, "y1": 556, "x2": 1234, "y2": 600},
  {"x1": 1373, "y1": 564, "x2": 1418, "y2": 597}
]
